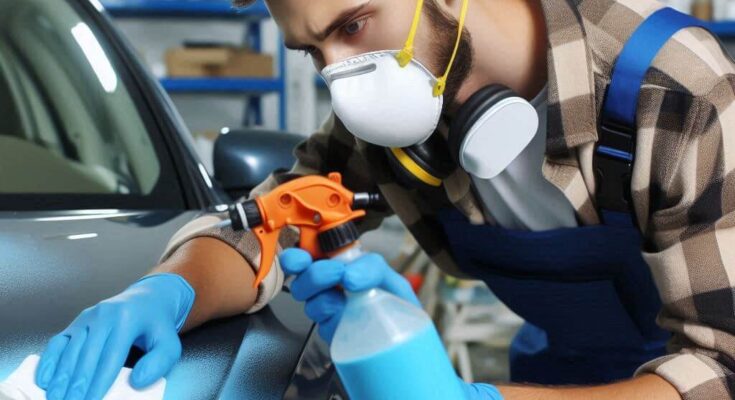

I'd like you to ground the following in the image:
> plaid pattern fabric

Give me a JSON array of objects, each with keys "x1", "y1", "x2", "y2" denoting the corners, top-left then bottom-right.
[{"x1": 168, "y1": 0, "x2": 735, "y2": 396}]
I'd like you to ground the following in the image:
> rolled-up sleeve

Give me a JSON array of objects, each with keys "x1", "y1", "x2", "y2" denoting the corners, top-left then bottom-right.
[
  {"x1": 159, "y1": 211, "x2": 293, "y2": 313},
  {"x1": 634, "y1": 81, "x2": 735, "y2": 399},
  {"x1": 160, "y1": 114, "x2": 391, "y2": 313}
]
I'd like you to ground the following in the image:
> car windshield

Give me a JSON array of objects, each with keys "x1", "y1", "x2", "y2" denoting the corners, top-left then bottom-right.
[{"x1": 0, "y1": 0, "x2": 184, "y2": 210}]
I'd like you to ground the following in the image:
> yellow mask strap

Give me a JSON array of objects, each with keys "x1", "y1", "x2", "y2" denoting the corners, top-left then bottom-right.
[
  {"x1": 395, "y1": 0, "x2": 471, "y2": 97},
  {"x1": 433, "y1": 0, "x2": 469, "y2": 97},
  {"x1": 396, "y1": 0, "x2": 426, "y2": 67}
]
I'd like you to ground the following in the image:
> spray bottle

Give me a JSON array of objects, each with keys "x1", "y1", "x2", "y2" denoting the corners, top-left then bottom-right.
[{"x1": 229, "y1": 173, "x2": 466, "y2": 400}]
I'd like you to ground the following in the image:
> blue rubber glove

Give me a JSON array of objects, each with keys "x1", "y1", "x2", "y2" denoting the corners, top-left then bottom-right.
[
  {"x1": 36, "y1": 273, "x2": 195, "y2": 400},
  {"x1": 462, "y1": 382, "x2": 504, "y2": 399},
  {"x1": 282, "y1": 249, "x2": 503, "y2": 398},
  {"x1": 279, "y1": 248, "x2": 420, "y2": 344}
]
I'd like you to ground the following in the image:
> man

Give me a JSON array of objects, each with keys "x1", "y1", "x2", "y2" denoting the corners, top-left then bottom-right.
[{"x1": 35, "y1": 0, "x2": 735, "y2": 399}]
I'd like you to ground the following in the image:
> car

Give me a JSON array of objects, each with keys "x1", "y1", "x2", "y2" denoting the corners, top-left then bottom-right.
[{"x1": 0, "y1": 0, "x2": 346, "y2": 398}]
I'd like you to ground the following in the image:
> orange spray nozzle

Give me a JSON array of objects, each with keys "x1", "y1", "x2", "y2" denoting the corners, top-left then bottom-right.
[{"x1": 230, "y1": 173, "x2": 367, "y2": 288}]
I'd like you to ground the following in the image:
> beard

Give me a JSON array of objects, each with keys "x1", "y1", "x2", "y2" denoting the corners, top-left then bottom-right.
[{"x1": 424, "y1": 0, "x2": 474, "y2": 111}]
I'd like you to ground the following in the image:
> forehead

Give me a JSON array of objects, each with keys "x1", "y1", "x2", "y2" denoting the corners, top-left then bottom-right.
[{"x1": 266, "y1": 0, "x2": 414, "y2": 44}]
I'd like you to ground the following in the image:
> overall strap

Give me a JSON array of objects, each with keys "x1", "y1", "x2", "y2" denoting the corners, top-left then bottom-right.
[{"x1": 595, "y1": 8, "x2": 707, "y2": 227}]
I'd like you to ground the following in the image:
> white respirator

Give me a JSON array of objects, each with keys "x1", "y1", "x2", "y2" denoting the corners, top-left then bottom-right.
[
  {"x1": 321, "y1": 51, "x2": 442, "y2": 148},
  {"x1": 320, "y1": 0, "x2": 538, "y2": 186}
]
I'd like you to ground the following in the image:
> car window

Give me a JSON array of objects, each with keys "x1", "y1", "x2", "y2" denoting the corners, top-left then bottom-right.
[{"x1": 0, "y1": 0, "x2": 184, "y2": 210}]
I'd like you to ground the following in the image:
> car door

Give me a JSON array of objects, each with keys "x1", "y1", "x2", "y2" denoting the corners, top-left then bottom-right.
[{"x1": 0, "y1": 2, "x2": 340, "y2": 398}]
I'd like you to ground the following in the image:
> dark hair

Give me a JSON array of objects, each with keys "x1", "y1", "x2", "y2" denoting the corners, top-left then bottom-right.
[{"x1": 424, "y1": 0, "x2": 474, "y2": 107}]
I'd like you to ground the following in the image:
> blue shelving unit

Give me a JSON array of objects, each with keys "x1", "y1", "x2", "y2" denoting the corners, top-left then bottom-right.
[
  {"x1": 315, "y1": 75, "x2": 327, "y2": 89},
  {"x1": 101, "y1": 0, "x2": 286, "y2": 130},
  {"x1": 161, "y1": 77, "x2": 283, "y2": 93}
]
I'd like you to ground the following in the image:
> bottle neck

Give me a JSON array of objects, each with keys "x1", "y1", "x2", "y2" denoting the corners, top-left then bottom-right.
[
  {"x1": 330, "y1": 242, "x2": 364, "y2": 263},
  {"x1": 346, "y1": 288, "x2": 381, "y2": 300},
  {"x1": 331, "y1": 243, "x2": 381, "y2": 299}
]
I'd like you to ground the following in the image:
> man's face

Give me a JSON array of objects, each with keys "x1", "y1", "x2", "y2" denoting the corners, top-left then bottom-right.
[{"x1": 267, "y1": 0, "x2": 473, "y2": 108}]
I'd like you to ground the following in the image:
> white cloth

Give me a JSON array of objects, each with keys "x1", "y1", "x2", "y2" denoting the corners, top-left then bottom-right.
[
  {"x1": 471, "y1": 86, "x2": 578, "y2": 231},
  {"x1": 0, "y1": 355, "x2": 165, "y2": 400}
]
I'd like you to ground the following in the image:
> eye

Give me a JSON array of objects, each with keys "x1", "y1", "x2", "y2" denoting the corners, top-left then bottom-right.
[{"x1": 342, "y1": 18, "x2": 367, "y2": 36}]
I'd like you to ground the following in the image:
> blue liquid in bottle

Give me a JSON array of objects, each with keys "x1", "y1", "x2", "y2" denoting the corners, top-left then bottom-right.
[
  {"x1": 328, "y1": 246, "x2": 466, "y2": 400},
  {"x1": 335, "y1": 323, "x2": 465, "y2": 400}
]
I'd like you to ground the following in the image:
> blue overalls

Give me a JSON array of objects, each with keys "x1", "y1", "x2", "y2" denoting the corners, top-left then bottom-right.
[{"x1": 437, "y1": 9, "x2": 707, "y2": 385}]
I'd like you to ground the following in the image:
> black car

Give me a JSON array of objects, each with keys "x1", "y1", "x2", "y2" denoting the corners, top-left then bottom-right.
[{"x1": 0, "y1": 0, "x2": 344, "y2": 398}]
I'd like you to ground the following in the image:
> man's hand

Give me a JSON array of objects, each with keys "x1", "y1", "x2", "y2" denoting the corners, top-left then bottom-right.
[
  {"x1": 281, "y1": 248, "x2": 504, "y2": 398},
  {"x1": 36, "y1": 274, "x2": 194, "y2": 400},
  {"x1": 498, "y1": 374, "x2": 680, "y2": 399},
  {"x1": 279, "y1": 248, "x2": 420, "y2": 343},
  {"x1": 464, "y1": 383, "x2": 504, "y2": 399}
]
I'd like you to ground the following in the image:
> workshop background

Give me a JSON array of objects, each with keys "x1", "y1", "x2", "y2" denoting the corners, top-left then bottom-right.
[{"x1": 99, "y1": 0, "x2": 735, "y2": 383}]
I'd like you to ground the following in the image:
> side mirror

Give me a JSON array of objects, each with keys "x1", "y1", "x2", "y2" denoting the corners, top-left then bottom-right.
[{"x1": 213, "y1": 128, "x2": 303, "y2": 200}]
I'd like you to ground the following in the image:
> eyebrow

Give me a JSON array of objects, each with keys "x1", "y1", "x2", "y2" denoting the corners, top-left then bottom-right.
[{"x1": 284, "y1": 1, "x2": 371, "y2": 50}]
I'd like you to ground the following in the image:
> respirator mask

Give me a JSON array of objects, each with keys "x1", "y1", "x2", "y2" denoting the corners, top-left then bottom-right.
[{"x1": 321, "y1": 0, "x2": 539, "y2": 185}]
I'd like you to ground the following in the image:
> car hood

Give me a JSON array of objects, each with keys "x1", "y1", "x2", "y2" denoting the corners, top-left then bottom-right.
[
  {"x1": 0, "y1": 210, "x2": 199, "y2": 375},
  {"x1": 0, "y1": 210, "x2": 315, "y2": 399}
]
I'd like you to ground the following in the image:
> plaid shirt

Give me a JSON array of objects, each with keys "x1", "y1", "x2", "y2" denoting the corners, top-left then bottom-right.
[{"x1": 162, "y1": 0, "x2": 735, "y2": 397}]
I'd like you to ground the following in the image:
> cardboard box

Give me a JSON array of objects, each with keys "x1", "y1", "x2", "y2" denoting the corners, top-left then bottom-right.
[{"x1": 165, "y1": 47, "x2": 274, "y2": 78}]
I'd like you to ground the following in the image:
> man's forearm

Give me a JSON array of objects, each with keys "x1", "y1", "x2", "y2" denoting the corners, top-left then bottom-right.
[
  {"x1": 151, "y1": 237, "x2": 258, "y2": 331},
  {"x1": 498, "y1": 374, "x2": 680, "y2": 400}
]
